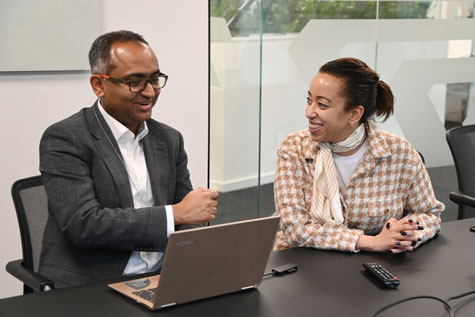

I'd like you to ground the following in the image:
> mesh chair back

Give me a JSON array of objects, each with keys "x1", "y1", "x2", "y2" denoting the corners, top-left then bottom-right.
[
  {"x1": 446, "y1": 125, "x2": 475, "y2": 219},
  {"x1": 11, "y1": 176, "x2": 48, "y2": 273}
]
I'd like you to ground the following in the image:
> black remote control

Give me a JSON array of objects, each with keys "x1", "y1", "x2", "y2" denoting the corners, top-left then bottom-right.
[{"x1": 363, "y1": 263, "x2": 400, "y2": 289}]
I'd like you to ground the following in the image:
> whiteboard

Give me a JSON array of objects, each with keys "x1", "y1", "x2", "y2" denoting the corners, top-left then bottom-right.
[{"x1": 0, "y1": 0, "x2": 100, "y2": 72}]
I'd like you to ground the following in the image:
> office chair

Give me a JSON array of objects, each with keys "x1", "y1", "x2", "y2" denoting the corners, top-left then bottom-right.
[
  {"x1": 6, "y1": 175, "x2": 54, "y2": 293},
  {"x1": 446, "y1": 125, "x2": 475, "y2": 220},
  {"x1": 417, "y1": 151, "x2": 425, "y2": 165}
]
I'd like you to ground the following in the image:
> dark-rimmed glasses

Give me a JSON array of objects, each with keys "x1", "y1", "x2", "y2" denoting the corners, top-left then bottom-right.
[{"x1": 96, "y1": 73, "x2": 168, "y2": 93}]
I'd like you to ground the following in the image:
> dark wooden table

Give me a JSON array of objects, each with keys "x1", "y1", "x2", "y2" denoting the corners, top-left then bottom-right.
[{"x1": 1, "y1": 218, "x2": 474, "y2": 316}]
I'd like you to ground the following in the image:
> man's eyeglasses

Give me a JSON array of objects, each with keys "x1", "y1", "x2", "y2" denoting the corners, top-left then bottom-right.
[{"x1": 96, "y1": 73, "x2": 168, "y2": 93}]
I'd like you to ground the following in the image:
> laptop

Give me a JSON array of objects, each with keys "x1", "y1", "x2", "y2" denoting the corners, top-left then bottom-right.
[{"x1": 109, "y1": 215, "x2": 280, "y2": 310}]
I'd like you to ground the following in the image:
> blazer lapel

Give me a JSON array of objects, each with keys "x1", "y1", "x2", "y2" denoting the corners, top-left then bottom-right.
[
  {"x1": 143, "y1": 131, "x2": 170, "y2": 206},
  {"x1": 86, "y1": 102, "x2": 134, "y2": 208}
]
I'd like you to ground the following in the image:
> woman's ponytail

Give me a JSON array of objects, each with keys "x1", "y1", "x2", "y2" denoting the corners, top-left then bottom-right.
[{"x1": 375, "y1": 80, "x2": 394, "y2": 122}]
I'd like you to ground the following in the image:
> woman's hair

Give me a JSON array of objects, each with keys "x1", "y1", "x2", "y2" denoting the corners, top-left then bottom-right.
[{"x1": 319, "y1": 57, "x2": 394, "y2": 122}]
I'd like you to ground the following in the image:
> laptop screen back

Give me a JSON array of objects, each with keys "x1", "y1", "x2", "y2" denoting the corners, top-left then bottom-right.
[{"x1": 153, "y1": 216, "x2": 280, "y2": 307}]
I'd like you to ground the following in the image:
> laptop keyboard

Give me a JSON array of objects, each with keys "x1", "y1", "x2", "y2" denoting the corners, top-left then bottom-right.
[{"x1": 132, "y1": 287, "x2": 157, "y2": 302}]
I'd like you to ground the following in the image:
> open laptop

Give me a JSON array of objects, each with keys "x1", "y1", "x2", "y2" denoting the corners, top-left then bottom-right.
[{"x1": 109, "y1": 215, "x2": 280, "y2": 310}]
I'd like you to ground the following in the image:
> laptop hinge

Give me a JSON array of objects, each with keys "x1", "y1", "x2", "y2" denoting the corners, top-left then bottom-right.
[
  {"x1": 160, "y1": 303, "x2": 177, "y2": 308},
  {"x1": 241, "y1": 285, "x2": 256, "y2": 291}
]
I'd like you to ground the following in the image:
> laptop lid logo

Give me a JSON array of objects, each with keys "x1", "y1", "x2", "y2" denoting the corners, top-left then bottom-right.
[{"x1": 176, "y1": 240, "x2": 194, "y2": 247}]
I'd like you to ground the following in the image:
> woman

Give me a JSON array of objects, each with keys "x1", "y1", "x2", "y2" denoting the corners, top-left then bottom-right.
[{"x1": 274, "y1": 57, "x2": 444, "y2": 253}]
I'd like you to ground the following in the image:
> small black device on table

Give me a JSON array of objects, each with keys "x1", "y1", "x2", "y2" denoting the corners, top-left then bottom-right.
[
  {"x1": 271, "y1": 263, "x2": 298, "y2": 276},
  {"x1": 363, "y1": 263, "x2": 400, "y2": 289}
]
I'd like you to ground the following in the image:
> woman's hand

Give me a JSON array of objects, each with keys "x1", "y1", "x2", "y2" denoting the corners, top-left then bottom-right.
[{"x1": 356, "y1": 217, "x2": 423, "y2": 253}]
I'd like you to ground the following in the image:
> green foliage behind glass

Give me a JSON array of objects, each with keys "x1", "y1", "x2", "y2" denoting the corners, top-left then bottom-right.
[{"x1": 210, "y1": 0, "x2": 431, "y2": 36}]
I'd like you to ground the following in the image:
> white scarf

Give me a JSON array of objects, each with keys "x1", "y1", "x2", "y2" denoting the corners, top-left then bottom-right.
[{"x1": 309, "y1": 124, "x2": 366, "y2": 224}]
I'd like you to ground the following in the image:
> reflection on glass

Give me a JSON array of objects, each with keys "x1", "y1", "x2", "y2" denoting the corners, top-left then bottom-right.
[
  {"x1": 446, "y1": 83, "x2": 474, "y2": 129},
  {"x1": 210, "y1": 0, "x2": 263, "y2": 224},
  {"x1": 210, "y1": 0, "x2": 475, "y2": 223}
]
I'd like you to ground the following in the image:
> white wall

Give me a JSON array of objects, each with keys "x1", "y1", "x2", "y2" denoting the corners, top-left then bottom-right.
[{"x1": 0, "y1": 0, "x2": 209, "y2": 299}]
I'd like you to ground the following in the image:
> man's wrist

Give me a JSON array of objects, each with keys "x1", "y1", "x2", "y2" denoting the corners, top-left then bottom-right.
[{"x1": 172, "y1": 202, "x2": 184, "y2": 225}]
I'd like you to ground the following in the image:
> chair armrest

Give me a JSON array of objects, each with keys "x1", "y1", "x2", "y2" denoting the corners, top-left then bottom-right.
[
  {"x1": 5, "y1": 259, "x2": 54, "y2": 292},
  {"x1": 449, "y1": 191, "x2": 475, "y2": 208}
]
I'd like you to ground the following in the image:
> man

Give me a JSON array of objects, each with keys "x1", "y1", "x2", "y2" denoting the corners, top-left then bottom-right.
[{"x1": 38, "y1": 30, "x2": 218, "y2": 288}]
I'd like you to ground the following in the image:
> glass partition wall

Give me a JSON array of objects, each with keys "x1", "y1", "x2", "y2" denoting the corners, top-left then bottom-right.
[{"x1": 210, "y1": 0, "x2": 475, "y2": 224}]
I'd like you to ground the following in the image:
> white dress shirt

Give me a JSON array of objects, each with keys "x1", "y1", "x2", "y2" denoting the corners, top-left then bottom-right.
[{"x1": 98, "y1": 103, "x2": 174, "y2": 275}]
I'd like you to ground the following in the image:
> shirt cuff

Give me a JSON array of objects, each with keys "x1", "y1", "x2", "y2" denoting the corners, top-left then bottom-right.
[{"x1": 165, "y1": 205, "x2": 175, "y2": 237}]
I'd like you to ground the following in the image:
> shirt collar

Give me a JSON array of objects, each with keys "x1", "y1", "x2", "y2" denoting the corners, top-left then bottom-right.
[
  {"x1": 364, "y1": 121, "x2": 391, "y2": 160},
  {"x1": 98, "y1": 100, "x2": 149, "y2": 142}
]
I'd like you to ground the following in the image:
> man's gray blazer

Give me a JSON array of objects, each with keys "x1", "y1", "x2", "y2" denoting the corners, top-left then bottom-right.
[{"x1": 38, "y1": 101, "x2": 193, "y2": 288}]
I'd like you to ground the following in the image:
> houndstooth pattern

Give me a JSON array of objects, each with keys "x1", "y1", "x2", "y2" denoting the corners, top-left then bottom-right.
[{"x1": 273, "y1": 123, "x2": 444, "y2": 252}]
